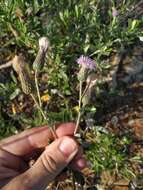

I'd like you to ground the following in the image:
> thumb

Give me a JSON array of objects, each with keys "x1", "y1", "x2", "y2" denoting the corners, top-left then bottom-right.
[{"x1": 11, "y1": 136, "x2": 78, "y2": 190}]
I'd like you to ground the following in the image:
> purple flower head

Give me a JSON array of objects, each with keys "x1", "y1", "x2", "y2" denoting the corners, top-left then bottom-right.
[
  {"x1": 77, "y1": 55, "x2": 96, "y2": 70},
  {"x1": 112, "y1": 7, "x2": 118, "y2": 17}
]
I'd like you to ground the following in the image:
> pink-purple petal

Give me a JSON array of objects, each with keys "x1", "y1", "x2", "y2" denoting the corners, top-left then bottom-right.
[
  {"x1": 76, "y1": 55, "x2": 96, "y2": 70},
  {"x1": 112, "y1": 7, "x2": 118, "y2": 17}
]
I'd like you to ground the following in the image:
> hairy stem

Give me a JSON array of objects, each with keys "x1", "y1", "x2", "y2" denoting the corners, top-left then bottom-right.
[
  {"x1": 74, "y1": 81, "x2": 83, "y2": 135},
  {"x1": 35, "y1": 70, "x2": 42, "y2": 107},
  {"x1": 31, "y1": 93, "x2": 46, "y2": 120},
  {"x1": 81, "y1": 79, "x2": 91, "y2": 101},
  {"x1": 30, "y1": 93, "x2": 57, "y2": 139}
]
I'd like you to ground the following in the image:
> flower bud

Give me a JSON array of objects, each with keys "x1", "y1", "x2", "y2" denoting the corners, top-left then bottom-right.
[
  {"x1": 33, "y1": 37, "x2": 50, "y2": 70},
  {"x1": 39, "y1": 37, "x2": 50, "y2": 53}
]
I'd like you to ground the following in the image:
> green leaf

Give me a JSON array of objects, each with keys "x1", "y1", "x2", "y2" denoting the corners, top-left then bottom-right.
[{"x1": 10, "y1": 88, "x2": 21, "y2": 100}]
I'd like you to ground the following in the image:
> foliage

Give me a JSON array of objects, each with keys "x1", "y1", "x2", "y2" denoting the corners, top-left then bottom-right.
[{"x1": 86, "y1": 128, "x2": 134, "y2": 179}]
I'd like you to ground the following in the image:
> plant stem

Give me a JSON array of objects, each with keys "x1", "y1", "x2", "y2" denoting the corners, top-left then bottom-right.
[
  {"x1": 30, "y1": 93, "x2": 47, "y2": 120},
  {"x1": 74, "y1": 81, "x2": 82, "y2": 135},
  {"x1": 30, "y1": 93, "x2": 57, "y2": 139},
  {"x1": 35, "y1": 70, "x2": 42, "y2": 107},
  {"x1": 81, "y1": 79, "x2": 91, "y2": 101},
  {"x1": 0, "y1": 60, "x2": 13, "y2": 70}
]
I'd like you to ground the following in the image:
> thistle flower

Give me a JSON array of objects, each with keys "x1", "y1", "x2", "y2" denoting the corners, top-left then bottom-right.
[
  {"x1": 77, "y1": 55, "x2": 96, "y2": 70},
  {"x1": 112, "y1": 7, "x2": 118, "y2": 17}
]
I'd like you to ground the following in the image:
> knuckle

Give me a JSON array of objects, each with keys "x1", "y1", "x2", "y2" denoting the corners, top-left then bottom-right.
[{"x1": 41, "y1": 152, "x2": 58, "y2": 173}]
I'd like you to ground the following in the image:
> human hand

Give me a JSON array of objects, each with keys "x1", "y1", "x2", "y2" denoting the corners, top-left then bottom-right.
[{"x1": 0, "y1": 123, "x2": 86, "y2": 190}]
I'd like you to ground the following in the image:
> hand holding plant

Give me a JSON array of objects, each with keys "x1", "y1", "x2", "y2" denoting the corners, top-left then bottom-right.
[{"x1": 0, "y1": 123, "x2": 86, "y2": 190}]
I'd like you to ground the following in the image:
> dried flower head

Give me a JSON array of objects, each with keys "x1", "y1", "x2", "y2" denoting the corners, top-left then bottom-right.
[
  {"x1": 77, "y1": 55, "x2": 96, "y2": 70},
  {"x1": 12, "y1": 55, "x2": 32, "y2": 94},
  {"x1": 112, "y1": 7, "x2": 118, "y2": 17},
  {"x1": 39, "y1": 37, "x2": 50, "y2": 53}
]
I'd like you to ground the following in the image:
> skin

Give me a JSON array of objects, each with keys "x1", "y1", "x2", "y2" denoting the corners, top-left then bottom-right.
[{"x1": 0, "y1": 122, "x2": 86, "y2": 190}]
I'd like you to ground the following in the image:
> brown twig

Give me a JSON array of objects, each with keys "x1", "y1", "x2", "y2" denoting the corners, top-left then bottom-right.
[{"x1": 0, "y1": 61, "x2": 13, "y2": 70}]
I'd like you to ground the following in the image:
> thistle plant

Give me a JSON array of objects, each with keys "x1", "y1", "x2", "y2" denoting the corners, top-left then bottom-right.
[
  {"x1": 33, "y1": 37, "x2": 50, "y2": 107},
  {"x1": 74, "y1": 55, "x2": 96, "y2": 135},
  {"x1": 5, "y1": 45, "x2": 96, "y2": 139},
  {"x1": 12, "y1": 37, "x2": 57, "y2": 139}
]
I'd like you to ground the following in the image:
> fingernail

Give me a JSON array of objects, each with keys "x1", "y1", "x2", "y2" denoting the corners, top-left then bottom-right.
[{"x1": 59, "y1": 137, "x2": 78, "y2": 157}]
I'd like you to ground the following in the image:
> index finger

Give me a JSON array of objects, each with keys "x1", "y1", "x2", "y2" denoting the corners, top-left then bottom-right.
[{"x1": 0, "y1": 122, "x2": 75, "y2": 156}]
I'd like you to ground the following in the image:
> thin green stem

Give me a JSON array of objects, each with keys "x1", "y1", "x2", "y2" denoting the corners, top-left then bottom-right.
[
  {"x1": 81, "y1": 79, "x2": 91, "y2": 101},
  {"x1": 30, "y1": 93, "x2": 47, "y2": 120},
  {"x1": 74, "y1": 81, "x2": 82, "y2": 135},
  {"x1": 74, "y1": 79, "x2": 92, "y2": 135},
  {"x1": 35, "y1": 69, "x2": 42, "y2": 107},
  {"x1": 31, "y1": 93, "x2": 57, "y2": 139}
]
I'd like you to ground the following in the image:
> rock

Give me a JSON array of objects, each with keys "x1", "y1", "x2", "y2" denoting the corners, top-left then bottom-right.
[{"x1": 128, "y1": 118, "x2": 143, "y2": 140}]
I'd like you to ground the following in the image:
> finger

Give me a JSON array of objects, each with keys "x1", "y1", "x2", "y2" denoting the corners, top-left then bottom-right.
[
  {"x1": 23, "y1": 148, "x2": 44, "y2": 162},
  {"x1": 71, "y1": 157, "x2": 87, "y2": 171},
  {"x1": 0, "y1": 148, "x2": 26, "y2": 171},
  {"x1": 0, "y1": 122, "x2": 75, "y2": 156},
  {"x1": 56, "y1": 149, "x2": 86, "y2": 181},
  {"x1": 0, "y1": 166, "x2": 19, "y2": 179},
  {"x1": 0, "y1": 178, "x2": 13, "y2": 189},
  {"x1": 4, "y1": 136, "x2": 78, "y2": 190},
  {"x1": 0, "y1": 168, "x2": 19, "y2": 189},
  {"x1": 70, "y1": 147, "x2": 87, "y2": 171}
]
